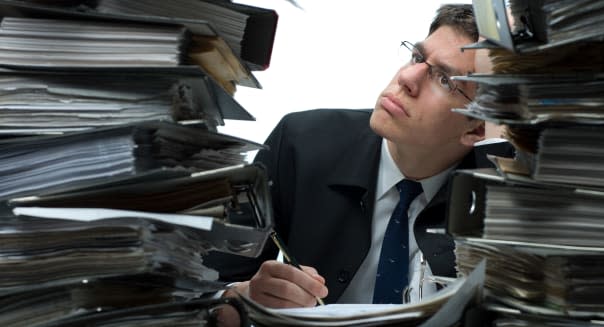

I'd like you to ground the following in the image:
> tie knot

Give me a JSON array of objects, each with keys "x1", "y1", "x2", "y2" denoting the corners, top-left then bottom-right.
[{"x1": 395, "y1": 179, "x2": 423, "y2": 207}]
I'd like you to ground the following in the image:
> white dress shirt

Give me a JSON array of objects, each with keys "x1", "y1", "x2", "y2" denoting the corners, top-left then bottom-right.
[{"x1": 337, "y1": 141, "x2": 454, "y2": 304}]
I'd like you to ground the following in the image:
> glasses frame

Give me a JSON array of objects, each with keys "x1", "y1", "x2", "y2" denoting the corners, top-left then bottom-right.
[{"x1": 400, "y1": 41, "x2": 473, "y2": 102}]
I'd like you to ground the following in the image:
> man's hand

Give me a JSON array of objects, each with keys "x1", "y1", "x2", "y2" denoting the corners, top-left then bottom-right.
[{"x1": 225, "y1": 260, "x2": 328, "y2": 308}]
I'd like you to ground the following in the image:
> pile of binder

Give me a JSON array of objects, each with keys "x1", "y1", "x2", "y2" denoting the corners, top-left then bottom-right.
[
  {"x1": 93, "y1": 0, "x2": 279, "y2": 71},
  {"x1": 448, "y1": 0, "x2": 604, "y2": 325},
  {"x1": 0, "y1": 0, "x2": 278, "y2": 326},
  {"x1": 0, "y1": 0, "x2": 277, "y2": 93}
]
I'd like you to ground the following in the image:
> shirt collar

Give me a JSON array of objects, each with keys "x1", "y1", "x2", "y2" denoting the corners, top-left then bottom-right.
[{"x1": 376, "y1": 140, "x2": 455, "y2": 203}]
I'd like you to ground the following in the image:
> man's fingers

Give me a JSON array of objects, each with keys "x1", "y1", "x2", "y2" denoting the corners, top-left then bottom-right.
[
  {"x1": 247, "y1": 260, "x2": 328, "y2": 308},
  {"x1": 251, "y1": 276, "x2": 318, "y2": 308},
  {"x1": 301, "y1": 265, "x2": 326, "y2": 284},
  {"x1": 264, "y1": 261, "x2": 328, "y2": 298}
]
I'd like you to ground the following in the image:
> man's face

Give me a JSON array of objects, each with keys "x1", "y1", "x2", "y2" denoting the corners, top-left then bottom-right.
[{"x1": 370, "y1": 25, "x2": 478, "y2": 153}]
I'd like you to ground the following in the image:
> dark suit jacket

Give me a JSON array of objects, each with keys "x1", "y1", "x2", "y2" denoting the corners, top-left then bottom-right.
[{"x1": 205, "y1": 108, "x2": 515, "y2": 304}]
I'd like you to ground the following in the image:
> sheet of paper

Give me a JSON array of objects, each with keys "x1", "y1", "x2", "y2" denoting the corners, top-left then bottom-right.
[{"x1": 13, "y1": 207, "x2": 214, "y2": 231}]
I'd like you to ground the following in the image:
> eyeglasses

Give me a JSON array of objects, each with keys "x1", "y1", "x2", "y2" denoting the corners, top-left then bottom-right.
[{"x1": 399, "y1": 41, "x2": 472, "y2": 102}]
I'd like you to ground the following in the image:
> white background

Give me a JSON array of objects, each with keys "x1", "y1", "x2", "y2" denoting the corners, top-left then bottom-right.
[{"x1": 218, "y1": 0, "x2": 472, "y2": 144}]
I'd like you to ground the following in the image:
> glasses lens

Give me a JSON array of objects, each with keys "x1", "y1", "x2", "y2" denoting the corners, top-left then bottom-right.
[
  {"x1": 399, "y1": 41, "x2": 419, "y2": 64},
  {"x1": 398, "y1": 42, "x2": 411, "y2": 62},
  {"x1": 398, "y1": 41, "x2": 471, "y2": 102}
]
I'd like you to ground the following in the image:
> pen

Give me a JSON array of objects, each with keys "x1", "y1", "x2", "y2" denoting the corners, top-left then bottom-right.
[{"x1": 269, "y1": 231, "x2": 325, "y2": 306}]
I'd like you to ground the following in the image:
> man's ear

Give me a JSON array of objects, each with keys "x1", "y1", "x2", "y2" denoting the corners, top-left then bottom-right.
[{"x1": 460, "y1": 119, "x2": 485, "y2": 146}]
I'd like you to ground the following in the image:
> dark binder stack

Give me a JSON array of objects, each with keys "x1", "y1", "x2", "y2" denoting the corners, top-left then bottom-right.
[
  {"x1": 0, "y1": 0, "x2": 273, "y2": 94},
  {"x1": 447, "y1": 0, "x2": 604, "y2": 325},
  {"x1": 0, "y1": 1, "x2": 277, "y2": 326},
  {"x1": 94, "y1": 0, "x2": 278, "y2": 71}
]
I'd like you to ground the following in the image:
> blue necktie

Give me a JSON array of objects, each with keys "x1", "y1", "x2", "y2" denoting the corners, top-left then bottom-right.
[{"x1": 373, "y1": 179, "x2": 423, "y2": 304}]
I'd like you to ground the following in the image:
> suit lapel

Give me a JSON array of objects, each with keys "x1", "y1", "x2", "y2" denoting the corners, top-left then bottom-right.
[
  {"x1": 319, "y1": 127, "x2": 382, "y2": 302},
  {"x1": 325, "y1": 127, "x2": 382, "y2": 217}
]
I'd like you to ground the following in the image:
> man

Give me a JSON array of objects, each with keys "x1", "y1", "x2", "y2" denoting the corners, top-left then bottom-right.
[{"x1": 211, "y1": 4, "x2": 514, "y2": 308}]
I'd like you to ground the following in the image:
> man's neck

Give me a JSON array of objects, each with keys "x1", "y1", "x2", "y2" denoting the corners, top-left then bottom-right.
[{"x1": 386, "y1": 139, "x2": 469, "y2": 180}]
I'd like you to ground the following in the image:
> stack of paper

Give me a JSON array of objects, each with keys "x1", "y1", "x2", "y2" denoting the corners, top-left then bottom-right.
[
  {"x1": 455, "y1": 241, "x2": 545, "y2": 302},
  {"x1": 537, "y1": 0, "x2": 604, "y2": 45},
  {"x1": 8, "y1": 164, "x2": 275, "y2": 258},
  {"x1": 0, "y1": 122, "x2": 263, "y2": 200},
  {"x1": 0, "y1": 215, "x2": 246, "y2": 326},
  {"x1": 0, "y1": 1, "x2": 278, "y2": 325},
  {"x1": 534, "y1": 126, "x2": 604, "y2": 187},
  {"x1": 454, "y1": 73, "x2": 604, "y2": 124},
  {"x1": 447, "y1": 168, "x2": 604, "y2": 320},
  {"x1": 34, "y1": 298, "x2": 247, "y2": 327},
  {"x1": 0, "y1": 0, "x2": 263, "y2": 92},
  {"x1": 0, "y1": 17, "x2": 187, "y2": 67},
  {"x1": 456, "y1": 241, "x2": 604, "y2": 317},
  {"x1": 471, "y1": 0, "x2": 604, "y2": 52},
  {"x1": 95, "y1": 0, "x2": 279, "y2": 70},
  {"x1": 0, "y1": 216, "x2": 219, "y2": 294},
  {"x1": 0, "y1": 163, "x2": 272, "y2": 326},
  {"x1": 96, "y1": 0, "x2": 248, "y2": 57},
  {"x1": 484, "y1": 183, "x2": 604, "y2": 245},
  {"x1": 488, "y1": 307, "x2": 604, "y2": 327},
  {"x1": 451, "y1": 0, "x2": 604, "y2": 296},
  {"x1": 0, "y1": 74, "x2": 213, "y2": 133}
]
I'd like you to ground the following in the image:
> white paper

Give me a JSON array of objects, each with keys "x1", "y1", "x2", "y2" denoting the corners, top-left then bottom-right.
[{"x1": 13, "y1": 207, "x2": 213, "y2": 231}]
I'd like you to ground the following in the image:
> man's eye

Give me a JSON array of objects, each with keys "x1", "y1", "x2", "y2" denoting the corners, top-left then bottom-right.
[
  {"x1": 435, "y1": 71, "x2": 453, "y2": 91},
  {"x1": 411, "y1": 52, "x2": 423, "y2": 64}
]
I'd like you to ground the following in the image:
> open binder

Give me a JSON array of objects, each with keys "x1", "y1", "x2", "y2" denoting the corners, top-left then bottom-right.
[
  {"x1": 452, "y1": 73, "x2": 604, "y2": 125},
  {"x1": 240, "y1": 261, "x2": 487, "y2": 327},
  {"x1": 0, "y1": 67, "x2": 254, "y2": 135},
  {"x1": 471, "y1": 0, "x2": 604, "y2": 52},
  {"x1": 0, "y1": 0, "x2": 260, "y2": 92},
  {"x1": 41, "y1": 297, "x2": 250, "y2": 327},
  {"x1": 94, "y1": 0, "x2": 279, "y2": 71},
  {"x1": 0, "y1": 281, "x2": 249, "y2": 327},
  {"x1": 10, "y1": 163, "x2": 274, "y2": 258},
  {"x1": 447, "y1": 168, "x2": 604, "y2": 247},
  {"x1": 0, "y1": 122, "x2": 264, "y2": 201},
  {"x1": 2, "y1": 164, "x2": 273, "y2": 326},
  {"x1": 448, "y1": 169, "x2": 604, "y2": 318},
  {"x1": 0, "y1": 1, "x2": 275, "y2": 326},
  {"x1": 448, "y1": 0, "x2": 604, "y2": 324}
]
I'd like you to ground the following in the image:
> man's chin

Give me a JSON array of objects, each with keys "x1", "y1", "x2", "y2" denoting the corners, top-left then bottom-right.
[
  {"x1": 368, "y1": 110, "x2": 381, "y2": 134},
  {"x1": 369, "y1": 108, "x2": 391, "y2": 136}
]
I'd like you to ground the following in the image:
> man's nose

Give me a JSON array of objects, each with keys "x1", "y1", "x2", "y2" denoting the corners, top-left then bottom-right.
[{"x1": 397, "y1": 63, "x2": 430, "y2": 97}]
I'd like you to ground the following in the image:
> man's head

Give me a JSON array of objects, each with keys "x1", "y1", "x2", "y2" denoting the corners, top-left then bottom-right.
[
  {"x1": 370, "y1": 4, "x2": 485, "y2": 179},
  {"x1": 428, "y1": 4, "x2": 478, "y2": 41}
]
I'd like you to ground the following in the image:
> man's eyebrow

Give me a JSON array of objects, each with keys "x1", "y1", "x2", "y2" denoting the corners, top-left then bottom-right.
[{"x1": 414, "y1": 41, "x2": 467, "y2": 77}]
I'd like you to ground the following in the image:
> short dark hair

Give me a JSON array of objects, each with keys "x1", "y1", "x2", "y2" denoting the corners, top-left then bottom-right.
[{"x1": 428, "y1": 4, "x2": 478, "y2": 42}]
